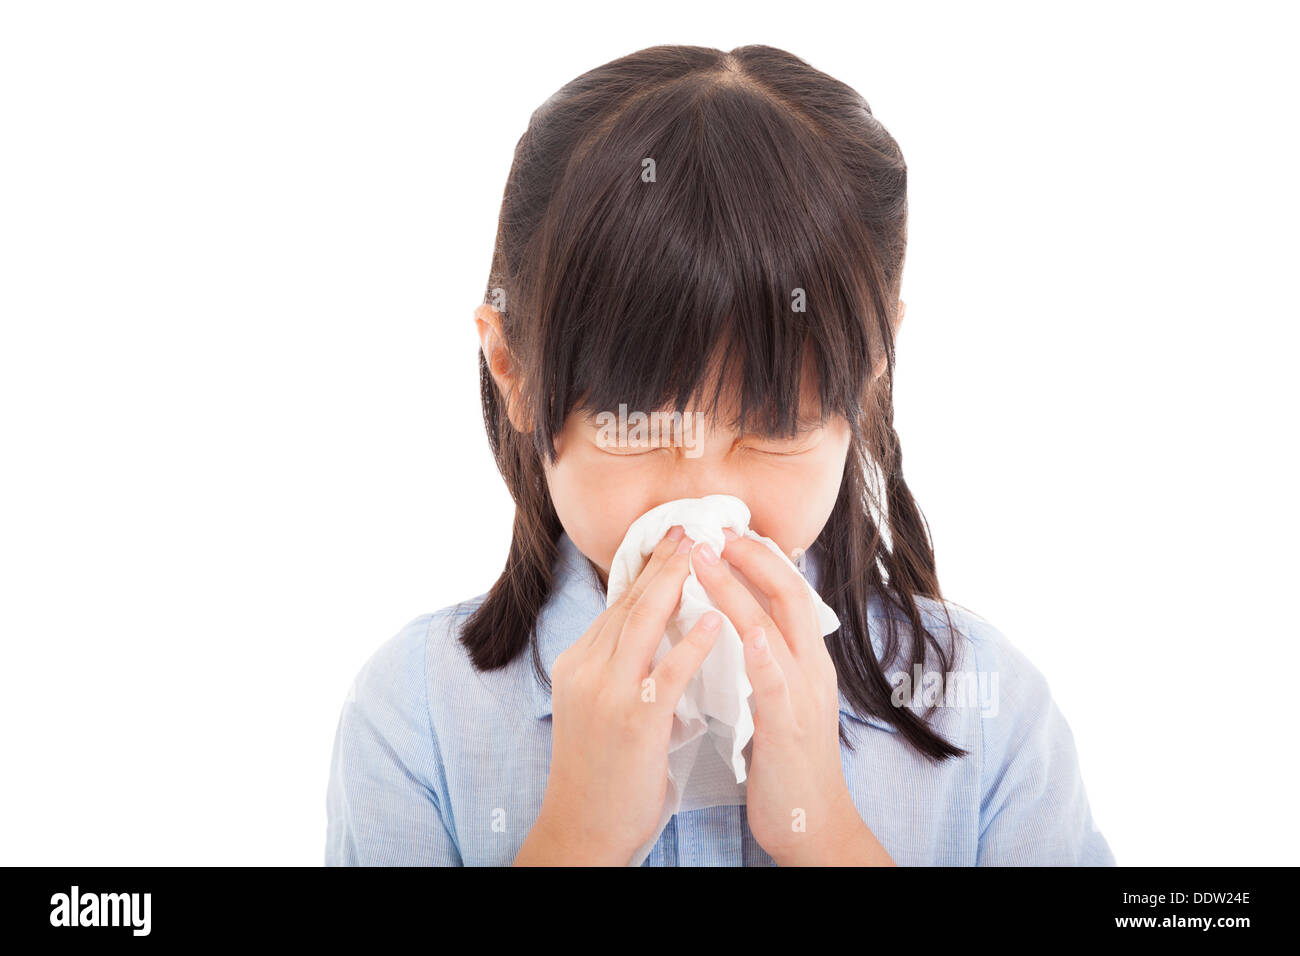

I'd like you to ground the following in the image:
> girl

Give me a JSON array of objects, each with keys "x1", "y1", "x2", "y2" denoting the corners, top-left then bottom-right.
[{"x1": 325, "y1": 43, "x2": 1114, "y2": 866}]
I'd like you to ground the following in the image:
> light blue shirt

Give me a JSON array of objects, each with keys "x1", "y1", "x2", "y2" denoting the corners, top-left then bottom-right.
[{"x1": 325, "y1": 531, "x2": 1115, "y2": 865}]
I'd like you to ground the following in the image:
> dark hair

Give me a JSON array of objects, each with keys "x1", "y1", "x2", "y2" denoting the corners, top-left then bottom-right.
[{"x1": 463, "y1": 44, "x2": 967, "y2": 762}]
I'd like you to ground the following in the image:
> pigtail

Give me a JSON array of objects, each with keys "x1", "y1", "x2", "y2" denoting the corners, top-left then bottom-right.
[
  {"x1": 460, "y1": 341, "x2": 565, "y2": 685},
  {"x1": 817, "y1": 387, "x2": 968, "y2": 761}
]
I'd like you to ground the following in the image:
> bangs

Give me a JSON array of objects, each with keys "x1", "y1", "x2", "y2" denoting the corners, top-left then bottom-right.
[{"x1": 522, "y1": 74, "x2": 895, "y2": 461}]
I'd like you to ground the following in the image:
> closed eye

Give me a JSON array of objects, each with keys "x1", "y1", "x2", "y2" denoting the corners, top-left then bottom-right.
[
  {"x1": 740, "y1": 426, "x2": 825, "y2": 456},
  {"x1": 743, "y1": 442, "x2": 817, "y2": 457},
  {"x1": 595, "y1": 443, "x2": 671, "y2": 457}
]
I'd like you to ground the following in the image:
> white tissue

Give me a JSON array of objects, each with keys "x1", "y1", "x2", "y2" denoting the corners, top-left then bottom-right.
[{"x1": 605, "y1": 494, "x2": 841, "y2": 866}]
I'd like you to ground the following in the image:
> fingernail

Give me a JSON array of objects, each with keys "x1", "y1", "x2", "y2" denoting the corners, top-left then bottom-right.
[
  {"x1": 666, "y1": 525, "x2": 685, "y2": 542},
  {"x1": 696, "y1": 542, "x2": 719, "y2": 565},
  {"x1": 722, "y1": 528, "x2": 738, "y2": 540},
  {"x1": 750, "y1": 627, "x2": 767, "y2": 651},
  {"x1": 700, "y1": 611, "x2": 721, "y2": 631},
  {"x1": 675, "y1": 536, "x2": 693, "y2": 555}
]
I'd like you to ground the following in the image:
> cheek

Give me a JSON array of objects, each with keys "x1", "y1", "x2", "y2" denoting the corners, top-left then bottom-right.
[
  {"x1": 745, "y1": 444, "x2": 848, "y2": 556},
  {"x1": 544, "y1": 448, "x2": 664, "y2": 576}
]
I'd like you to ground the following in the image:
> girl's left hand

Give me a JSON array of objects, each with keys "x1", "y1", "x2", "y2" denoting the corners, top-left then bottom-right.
[{"x1": 690, "y1": 530, "x2": 896, "y2": 866}]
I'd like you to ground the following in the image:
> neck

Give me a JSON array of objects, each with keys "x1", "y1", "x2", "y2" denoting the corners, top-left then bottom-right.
[{"x1": 588, "y1": 558, "x2": 609, "y2": 595}]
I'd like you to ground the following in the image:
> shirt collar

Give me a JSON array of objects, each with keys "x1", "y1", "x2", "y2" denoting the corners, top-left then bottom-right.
[{"x1": 526, "y1": 530, "x2": 892, "y2": 728}]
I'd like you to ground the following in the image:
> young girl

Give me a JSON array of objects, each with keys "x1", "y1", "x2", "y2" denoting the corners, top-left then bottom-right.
[{"x1": 325, "y1": 43, "x2": 1114, "y2": 866}]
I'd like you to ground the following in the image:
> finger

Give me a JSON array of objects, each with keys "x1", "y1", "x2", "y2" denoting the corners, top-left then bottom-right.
[
  {"x1": 623, "y1": 524, "x2": 688, "y2": 608},
  {"x1": 610, "y1": 536, "x2": 695, "y2": 675},
  {"x1": 644, "y1": 609, "x2": 723, "y2": 713},
  {"x1": 573, "y1": 600, "x2": 624, "y2": 652},
  {"x1": 714, "y1": 532, "x2": 821, "y2": 659},
  {"x1": 741, "y1": 624, "x2": 794, "y2": 729},
  {"x1": 587, "y1": 525, "x2": 687, "y2": 656},
  {"x1": 689, "y1": 538, "x2": 796, "y2": 674}
]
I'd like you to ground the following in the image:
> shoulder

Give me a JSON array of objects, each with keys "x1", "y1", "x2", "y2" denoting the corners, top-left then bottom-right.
[
  {"x1": 911, "y1": 594, "x2": 1056, "y2": 727},
  {"x1": 342, "y1": 594, "x2": 489, "y2": 729},
  {"x1": 866, "y1": 590, "x2": 1032, "y2": 680},
  {"x1": 864, "y1": 591, "x2": 1059, "y2": 746},
  {"x1": 327, "y1": 599, "x2": 489, "y2": 866},
  {"x1": 927, "y1": 599, "x2": 1050, "y2": 699},
  {"x1": 930, "y1": 600, "x2": 1057, "y2": 734},
  {"x1": 341, "y1": 588, "x2": 553, "y2": 748}
]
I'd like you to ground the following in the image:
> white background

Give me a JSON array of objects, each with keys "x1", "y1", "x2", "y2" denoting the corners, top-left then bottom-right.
[{"x1": 2, "y1": 1, "x2": 1296, "y2": 866}]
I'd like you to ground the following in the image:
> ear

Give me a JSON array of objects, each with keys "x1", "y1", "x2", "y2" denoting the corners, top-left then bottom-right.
[
  {"x1": 474, "y1": 304, "x2": 530, "y2": 431},
  {"x1": 871, "y1": 300, "x2": 906, "y2": 382}
]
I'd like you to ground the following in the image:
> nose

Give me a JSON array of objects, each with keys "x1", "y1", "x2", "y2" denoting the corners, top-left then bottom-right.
[
  {"x1": 658, "y1": 455, "x2": 752, "y2": 511},
  {"x1": 650, "y1": 414, "x2": 753, "y2": 505}
]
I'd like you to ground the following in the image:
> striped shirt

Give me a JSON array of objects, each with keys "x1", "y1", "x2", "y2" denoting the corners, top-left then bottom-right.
[{"x1": 325, "y1": 531, "x2": 1115, "y2": 865}]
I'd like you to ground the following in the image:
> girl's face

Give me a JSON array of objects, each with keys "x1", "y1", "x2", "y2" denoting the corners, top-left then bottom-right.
[
  {"x1": 474, "y1": 302, "x2": 879, "y2": 587},
  {"x1": 543, "y1": 374, "x2": 852, "y2": 584}
]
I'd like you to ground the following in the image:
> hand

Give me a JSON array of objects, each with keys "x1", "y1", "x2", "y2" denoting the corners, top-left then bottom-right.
[
  {"x1": 514, "y1": 526, "x2": 723, "y2": 866},
  {"x1": 689, "y1": 530, "x2": 896, "y2": 866}
]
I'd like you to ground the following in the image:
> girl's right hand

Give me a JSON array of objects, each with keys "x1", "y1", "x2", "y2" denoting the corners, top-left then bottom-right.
[{"x1": 515, "y1": 525, "x2": 723, "y2": 865}]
